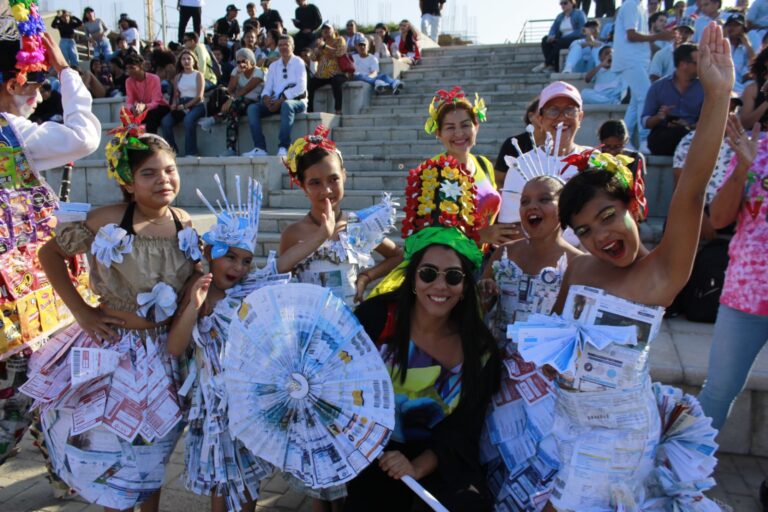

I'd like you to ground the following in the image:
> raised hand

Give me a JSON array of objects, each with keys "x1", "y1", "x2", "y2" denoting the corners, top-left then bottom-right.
[
  {"x1": 40, "y1": 32, "x2": 71, "y2": 74},
  {"x1": 698, "y1": 22, "x2": 734, "y2": 95},
  {"x1": 317, "y1": 198, "x2": 336, "y2": 240},
  {"x1": 725, "y1": 115, "x2": 760, "y2": 169},
  {"x1": 189, "y1": 273, "x2": 213, "y2": 310}
]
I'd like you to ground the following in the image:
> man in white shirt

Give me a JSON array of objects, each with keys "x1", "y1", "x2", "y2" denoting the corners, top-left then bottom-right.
[
  {"x1": 351, "y1": 39, "x2": 403, "y2": 94},
  {"x1": 612, "y1": 0, "x2": 674, "y2": 150},
  {"x1": 243, "y1": 35, "x2": 308, "y2": 157},
  {"x1": 562, "y1": 20, "x2": 603, "y2": 73},
  {"x1": 649, "y1": 16, "x2": 694, "y2": 81},
  {"x1": 692, "y1": 0, "x2": 724, "y2": 43}
]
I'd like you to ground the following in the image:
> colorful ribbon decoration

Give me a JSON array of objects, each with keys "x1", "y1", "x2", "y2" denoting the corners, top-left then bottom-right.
[
  {"x1": 105, "y1": 108, "x2": 150, "y2": 185},
  {"x1": 424, "y1": 86, "x2": 488, "y2": 134},
  {"x1": 10, "y1": 0, "x2": 47, "y2": 85},
  {"x1": 283, "y1": 125, "x2": 339, "y2": 186}
]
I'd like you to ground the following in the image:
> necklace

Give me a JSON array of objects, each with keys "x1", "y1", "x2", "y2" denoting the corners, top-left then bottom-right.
[{"x1": 139, "y1": 207, "x2": 172, "y2": 225}]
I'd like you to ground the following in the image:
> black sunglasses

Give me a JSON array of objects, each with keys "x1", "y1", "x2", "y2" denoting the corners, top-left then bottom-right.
[{"x1": 417, "y1": 266, "x2": 465, "y2": 286}]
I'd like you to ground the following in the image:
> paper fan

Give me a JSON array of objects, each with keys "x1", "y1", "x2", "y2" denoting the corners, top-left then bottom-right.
[{"x1": 222, "y1": 283, "x2": 395, "y2": 489}]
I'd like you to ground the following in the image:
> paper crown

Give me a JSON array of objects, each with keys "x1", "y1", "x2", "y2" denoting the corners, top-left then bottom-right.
[
  {"x1": 283, "y1": 125, "x2": 340, "y2": 186},
  {"x1": 1, "y1": 1, "x2": 48, "y2": 85},
  {"x1": 499, "y1": 123, "x2": 579, "y2": 223},
  {"x1": 402, "y1": 154, "x2": 480, "y2": 242},
  {"x1": 105, "y1": 108, "x2": 151, "y2": 185},
  {"x1": 197, "y1": 174, "x2": 262, "y2": 258},
  {"x1": 424, "y1": 86, "x2": 487, "y2": 134},
  {"x1": 564, "y1": 148, "x2": 647, "y2": 220}
]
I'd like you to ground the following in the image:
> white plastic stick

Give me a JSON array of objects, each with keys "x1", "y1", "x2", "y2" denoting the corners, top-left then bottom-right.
[{"x1": 401, "y1": 475, "x2": 449, "y2": 512}]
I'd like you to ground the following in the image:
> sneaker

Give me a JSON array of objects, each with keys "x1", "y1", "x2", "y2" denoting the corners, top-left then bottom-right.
[
  {"x1": 374, "y1": 79, "x2": 387, "y2": 94},
  {"x1": 198, "y1": 117, "x2": 215, "y2": 133},
  {"x1": 242, "y1": 147, "x2": 268, "y2": 157},
  {"x1": 277, "y1": 147, "x2": 288, "y2": 157},
  {"x1": 218, "y1": 149, "x2": 238, "y2": 157},
  {"x1": 392, "y1": 80, "x2": 404, "y2": 95},
  {"x1": 531, "y1": 63, "x2": 546, "y2": 73}
]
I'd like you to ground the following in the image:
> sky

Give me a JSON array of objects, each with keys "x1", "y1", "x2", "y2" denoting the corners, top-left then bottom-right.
[{"x1": 40, "y1": 0, "x2": 742, "y2": 45}]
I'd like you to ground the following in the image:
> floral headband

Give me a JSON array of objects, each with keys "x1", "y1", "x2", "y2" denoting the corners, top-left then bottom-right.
[
  {"x1": 562, "y1": 149, "x2": 648, "y2": 220},
  {"x1": 9, "y1": 0, "x2": 47, "y2": 85},
  {"x1": 402, "y1": 154, "x2": 480, "y2": 241},
  {"x1": 105, "y1": 108, "x2": 150, "y2": 186},
  {"x1": 424, "y1": 86, "x2": 487, "y2": 134},
  {"x1": 283, "y1": 125, "x2": 340, "y2": 186}
]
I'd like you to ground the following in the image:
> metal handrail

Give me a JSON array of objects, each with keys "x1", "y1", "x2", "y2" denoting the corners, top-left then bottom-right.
[{"x1": 516, "y1": 19, "x2": 554, "y2": 44}]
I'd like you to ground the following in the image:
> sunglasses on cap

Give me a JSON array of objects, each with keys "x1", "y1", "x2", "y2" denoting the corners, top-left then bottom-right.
[{"x1": 417, "y1": 266, "x2": 465, "y2": 286}]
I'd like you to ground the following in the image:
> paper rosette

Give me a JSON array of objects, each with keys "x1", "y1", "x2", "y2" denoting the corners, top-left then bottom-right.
[{"x1": 223, "y1": 283, "x2": 395, "y2": 489}]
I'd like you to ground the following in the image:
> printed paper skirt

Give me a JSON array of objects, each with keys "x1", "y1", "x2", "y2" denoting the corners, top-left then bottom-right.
[
  {"x1": 183, "y1": 374, "x2": 272, "y2": 512},
  {"x1": 20, "y1": 323, "x2": 186, "y2": 509}
]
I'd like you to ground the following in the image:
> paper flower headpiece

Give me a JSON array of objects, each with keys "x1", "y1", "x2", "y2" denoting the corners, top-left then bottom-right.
[
  {"x1": 105, "y1": 108, "x2": 150, "y2": 185},
  {"x1": 8, "y1": 0, "x2": 47, "y2": 85},
  {"x1": 197, "y1": 174, "x2": 262, "y2": 258},
  {"x1": 402, "y1": 154, "x2": 480, "y2": 242},
  {"x1": 424, "y1": 86, "x2": 487, "y2": 134},
  {"x1": 564, "y1": 149, "x2": 648, "y2": 220},
  {"x1": 283, "y1": 125, "x2": 340, "y2": 186}
]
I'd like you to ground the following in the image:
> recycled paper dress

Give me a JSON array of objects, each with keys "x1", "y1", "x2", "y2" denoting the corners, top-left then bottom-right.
[
  {"x1": 183, "y1": 253, "x2": 289, "y2": 512},
  {"x1": 294, "y1": 194, "x2": 397, "y2": 307},
  {"x1": 481, "y1": 251, "x2": 567, "y2": 511},
  {"x1": 509, "y1": 285, "x2": 721, "y2": 512},
  {"x1": 20, "y1": 203, "x2": 199, "y2": 509},
  {"x1": 0, "y1": 68, "x2": 100, "y2": 466}
]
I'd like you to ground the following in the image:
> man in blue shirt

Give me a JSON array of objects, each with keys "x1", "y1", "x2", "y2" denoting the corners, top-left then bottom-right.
[{"x1": 642, "y1": 43, "x2": 704, "y2": 155}]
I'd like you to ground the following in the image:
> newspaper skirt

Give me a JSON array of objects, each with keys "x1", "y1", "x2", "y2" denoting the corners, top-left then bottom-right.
[
  {"x1": 21, "y1": 324, "x2": 186, "y2": 509},
  {"x1": 548, "y1": 378, "x2": 661, "y2": 512}
]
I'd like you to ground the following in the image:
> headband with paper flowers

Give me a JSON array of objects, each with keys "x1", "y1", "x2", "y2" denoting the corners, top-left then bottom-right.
[
  {"x1": 283, "y1": 125, "x2": 341, "y2": 186},
  {"x1": 105, "y1": 108, "x2": 151, "y2": 185},
  {"x1": 424, "y1": 86, "x2": 487, "y2": 134},
  {"x1": 562, "y1": 149, "x2": 648, "y2": 220},
  {"x1": 9, "y1": 0, "x2": 47, "y2": 85}
]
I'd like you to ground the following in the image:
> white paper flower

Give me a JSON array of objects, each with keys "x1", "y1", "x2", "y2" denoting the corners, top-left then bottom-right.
[
  {"x1": 137, "y1": 282, "x2": 178, "y2": 323},
  {"x1": 91, "y1": 223, "x2": 134, "y2": 268},
  {"x1": 440, "y1": 180, "x2": 463, "y2": 200},
  {"x1": 177, "y1": 227, "x2": 202, "y2": 261}
]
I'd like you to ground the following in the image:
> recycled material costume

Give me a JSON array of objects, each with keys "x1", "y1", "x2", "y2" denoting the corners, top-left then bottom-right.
[
  {"x1": 284, "y1": 127, "x2": 398, "y2": 308},
  {"x1": 347, "y1": 155, "x2": 500, "y2": 511},
  {"x1": 0, "y1": 2, "x2": 100, "y2": 466},
  {"x1": 507, "y1": 152, "x2": 721, "y2": 512},
  {"x1": 20, "y1": 113, "x2": 199, "y2": 509},
  {"x1": 183, "y1": 176, "x2": 290, "y2": 512}
]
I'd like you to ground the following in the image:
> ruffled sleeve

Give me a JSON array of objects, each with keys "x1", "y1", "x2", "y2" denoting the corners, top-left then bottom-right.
[{"x1": 55, "y1": 221, "x2": 95, "y2": 256}]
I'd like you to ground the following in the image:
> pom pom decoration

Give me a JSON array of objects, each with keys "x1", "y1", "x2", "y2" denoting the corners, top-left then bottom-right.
[
  {"x1": 283, "y1": 125, "x2": 339, "y2": 187},
  {"x1": 424, "y1": 86, "x2": 487, "y2": 134},
  {"x1": 563, "y1": 148, "x2": 648, "y2": 221},
  {"x1": 9, "y1": 0, "x2": 47, "y2": 85},
  {"x1": 105, "y1": 108, "x2": 150, "y2": 185}
]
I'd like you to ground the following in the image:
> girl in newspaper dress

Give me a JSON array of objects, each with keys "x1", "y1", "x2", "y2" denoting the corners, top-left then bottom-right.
[
  {"x1": 477, "y1": 176, "x2": 581, "y2": 510},
  {"x1": 510, "y1": 23, "x2": 730, "y2": 512},
  {"x1": 277, "y1": 127, "x2": 402, "y2": 508},
  {"x1": 167, "y1": 177, "x2": 290, "y2": 512},
  {"x1": 22, "y1": 114, "x2": 201, "y2": 512}
]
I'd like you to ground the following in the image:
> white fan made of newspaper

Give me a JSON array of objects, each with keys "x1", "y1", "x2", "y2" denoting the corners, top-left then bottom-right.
[{"x1": 222, "y1": 283, "x2": 395, "y2": 490}]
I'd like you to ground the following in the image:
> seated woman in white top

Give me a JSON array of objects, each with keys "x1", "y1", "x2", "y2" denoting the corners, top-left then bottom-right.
[{"x1": 161, "y1": 49, "x2": 205, "y2": 157}]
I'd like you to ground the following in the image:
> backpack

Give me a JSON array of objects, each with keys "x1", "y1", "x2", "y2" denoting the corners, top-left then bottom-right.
[
  {"x1": 206, "y1": 86, "x2": 230, "y2": 117},
  {"x1": 679, "y1": 238, "x2": 731, "y2": 323}
]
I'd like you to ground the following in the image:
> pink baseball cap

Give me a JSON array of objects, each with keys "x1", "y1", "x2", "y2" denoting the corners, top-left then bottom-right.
[{"x1": 539, "y1": 81, "x2": 583, "y2": 110}]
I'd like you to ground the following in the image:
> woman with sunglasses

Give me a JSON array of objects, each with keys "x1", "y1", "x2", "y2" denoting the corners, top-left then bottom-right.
[
  {"x1": 205, "y1": 48, "x2": 265, "y2": 156},
  {"x1": 344, "y1": 156, "x2": 500, "y2": 512}
]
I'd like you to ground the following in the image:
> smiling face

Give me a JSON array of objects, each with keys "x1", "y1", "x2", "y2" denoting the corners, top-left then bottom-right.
[
  {"x1": 413, "y1": 245, "x2": 465, "y2": 318},
  {"x1": 570, "y1": 190, "x2": 640, "y2": 267},
  {"x1": 520, "y1": 178, "x2": 562, "y2": 239},
  {"x1": 300, "y1": 154, "x2": 346, "y2": 210},
  {"x1": 534, "y1": 97, "x2": 583, "y2": 155},
  {"x1": 123, "y1": 150, "x2": 180, "y2": 209},
  {"x1": 209, "y1": 246, "x2": 254, "y2": 291},
  {"x1": 436, "y1": 108, "x2": 478, "y2": 158}
]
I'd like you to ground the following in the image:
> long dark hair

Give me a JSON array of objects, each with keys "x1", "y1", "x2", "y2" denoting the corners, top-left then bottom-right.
[
  {"x1": 381, "y1": 245, "x2": 500, "y2": 407},
  {"x1": 752, "y1": 45, "x2": 768, "y2": 82}
]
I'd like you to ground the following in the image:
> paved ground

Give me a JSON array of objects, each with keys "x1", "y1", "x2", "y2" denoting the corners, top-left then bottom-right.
[{"x1": 0, "y1": 430, "x2": 766, "y2": 511}]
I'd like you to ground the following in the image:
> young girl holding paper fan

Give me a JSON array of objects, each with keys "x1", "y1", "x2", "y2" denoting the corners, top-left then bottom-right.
[
  {"x1": 167, "y1": 176, "x2": 290, "y2": 512},
  {"x1": 476, "y1": 132, "x2": 581, "y2": 510},
  {"x1": 24, "y1": 110, "x2": 202, "y2": 512},
  {"x1": 508, "y1": 23, "x2": 730, "y2": 511}
]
